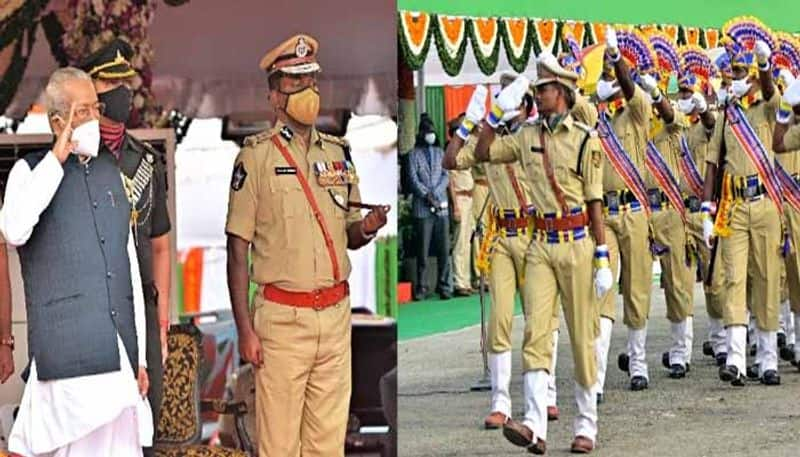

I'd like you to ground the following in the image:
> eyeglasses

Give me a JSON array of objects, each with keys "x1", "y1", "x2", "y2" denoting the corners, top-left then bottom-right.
[{"x1": 58, "y1": 102, "x2": 106, "y2": 121}]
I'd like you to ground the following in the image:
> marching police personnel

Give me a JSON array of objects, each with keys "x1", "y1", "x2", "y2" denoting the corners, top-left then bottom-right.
[
  {"x1": 226, "y1": 34, "x2": 388, "y2": 456},
  {"x1": 474, "y1": 53, "x2": 610, "y2": 454},
  {"x1": 703, "y1": 21, "x2": 782, "y2": 386},
  {"x1": 80, "y1": 38, "x2": 172, "y2": 453}
]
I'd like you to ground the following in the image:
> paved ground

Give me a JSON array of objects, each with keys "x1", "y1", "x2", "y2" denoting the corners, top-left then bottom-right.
[{"x1": 398, "y1": 284, "x2": 800, "y2": 456}]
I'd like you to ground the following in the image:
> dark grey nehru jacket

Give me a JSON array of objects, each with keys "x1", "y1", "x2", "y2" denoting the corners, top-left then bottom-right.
[{"x1": 18, "y1": 149, "x2": 138, "y2": 381}]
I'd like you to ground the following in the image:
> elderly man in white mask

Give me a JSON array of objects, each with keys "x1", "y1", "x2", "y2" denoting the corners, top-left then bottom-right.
[{"x1": 0, "y1": 67, "x2": 152, "y2": 456}]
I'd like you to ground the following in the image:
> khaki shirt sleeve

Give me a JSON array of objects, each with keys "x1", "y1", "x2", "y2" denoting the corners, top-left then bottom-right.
[
  {"x1": 785, "y1": 124, "x2": 800, "y2": 151},
  {"x1": 706, "y1": 116, "x2": 724, "y2": 165},
  {"x1": 572, "y1": 94, "x2": 599, "y2": 127},
  {"x1": 346, "y1": 180, "x2": 363, "y2": 228},
  {"x1": 455, "y1": 138, "x2": 477, "y2": 169},
  {"x1": 488, "y1": 133, "x2": 522, "y2": 163},
  {"x1": 628, "y1": 86, "x2": 651, "y2": 128},
  {"x1": 582, "y1": 134, "x2": 604, "y2": 201},
  {"x1": 225, "y1": 145, "x2": 262, "y2": 242}
]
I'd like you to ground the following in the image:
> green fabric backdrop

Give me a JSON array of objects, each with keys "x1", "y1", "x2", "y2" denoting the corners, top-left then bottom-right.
[{"x1": 423, "y1": 86, "x2": 446, "y2": 145}]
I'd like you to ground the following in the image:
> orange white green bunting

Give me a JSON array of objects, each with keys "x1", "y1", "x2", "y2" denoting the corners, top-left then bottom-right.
[
  {"x1": 399, "y1": 11, "x2": 432, "y2": 69},
  {"x1": 534, "y1": 18, "x2": 559, "y2": 54}
]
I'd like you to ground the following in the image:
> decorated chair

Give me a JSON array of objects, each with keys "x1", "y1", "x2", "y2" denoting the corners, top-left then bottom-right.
[{"x1": 154, "y1": 323, "x2": 254, "y2": 457}]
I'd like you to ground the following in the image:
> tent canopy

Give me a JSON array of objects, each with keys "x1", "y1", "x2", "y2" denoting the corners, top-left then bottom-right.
[{"x1": 8, "y1": 0, "x2": 397, "y2": 119}]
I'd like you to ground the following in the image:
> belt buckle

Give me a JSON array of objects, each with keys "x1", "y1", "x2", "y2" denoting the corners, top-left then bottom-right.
[
  {"x1": 647, "y1": 190, "x2": 661, "y2": 207},
  {"x1": 606, "y1": 192, "x2": 619, "y2": 210},
  {"x1": 744, "y1": 185, "x2": 756, "y2": 199},
  {"x1": 544, "y1": 217, "x2": 555, "y2": 232},
  {"x1": 688, "y1": 197, "x2": 701, "y2": 212},
  {"x1": 313, "y1": 290, "x2": 324, "y2": 311}
]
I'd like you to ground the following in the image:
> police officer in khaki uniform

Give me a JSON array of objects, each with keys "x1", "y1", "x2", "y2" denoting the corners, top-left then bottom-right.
[
  {"x1": 474, "y1": 54, "x2": 611, "y2": 454},
  {"x1": 444, "y1": 77, "x2": 562, "y2": 429},
  {"x1": 772, "y1": 75, "x2": 800, "y2": 368},
  {"x1": 80, "y1": 39, "x2": 172, "y2": 453},
  {"x1": 226, "y1": 34, "x2": 388, "y2": 457},
  {"x1": 447, "y1": 120, "x2": 476, "y2": 296},
  {"x1": 703, "y1": 26, "x2": 782, "y2": 386},
  {"x1": 674, "y1": 60, "x2": 729, "y2": 367},
  {"x1": 594, "y1": 26, "x2": 662, "y2": 391}
]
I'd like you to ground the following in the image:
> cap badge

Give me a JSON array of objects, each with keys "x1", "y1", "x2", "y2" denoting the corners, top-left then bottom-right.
[{"x1": 296, "y1": 37, "x2": 309, "y2": 58}]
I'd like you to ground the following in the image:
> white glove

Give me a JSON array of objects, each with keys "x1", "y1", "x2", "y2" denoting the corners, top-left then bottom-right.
[
  {"x1": 784, "y1": 78, "x2": 800, "y2": 107},
  {"x1": 755, "y1": 40, "x2": 771, "y2": 67},
  {"x1": 777, "y1": 99, "x2": 793, "y2": 125},
  {"x1": 457, "y1": 85, "x2": 488, "y2": 139},
  {"x1": 691, "y1": 92, "x2": 708, "y2": 114},
  {"x1": 593, "y1": 244, "x2": 613, "y2": 298},
  {"x1": 701, "y1": 201, "x2": 715, "y2": 248},
  {"x1": 640, "y1": 73, "x2": 661, "y2": 101},
  {"x1": 778, "y1": 69, "x2": 796, "y2": 89},
  {"x1": 605, "y1": 26, "x2": 619, "y2": 59},
  {"x1": 487, "y1": 75, "x2": 529, "y2": 128}
]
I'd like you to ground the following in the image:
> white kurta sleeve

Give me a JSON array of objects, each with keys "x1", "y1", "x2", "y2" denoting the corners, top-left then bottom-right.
[
  {"x1": 0, "y1": 152, "x2": 64, "y2": 246},
  {"x1": 127, "y1": 225, "x2": 147, "y2": 368}
]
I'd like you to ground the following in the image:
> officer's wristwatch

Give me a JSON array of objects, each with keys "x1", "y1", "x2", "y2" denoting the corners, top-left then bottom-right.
[{"x1": 0, "y1": 335, "x2": 14, "y2": 351}]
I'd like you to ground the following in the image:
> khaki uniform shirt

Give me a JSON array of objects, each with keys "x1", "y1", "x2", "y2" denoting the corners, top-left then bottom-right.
[
  {"x1": 486, "y1": 114, "x2": 604, "y2": 213},
  {"x1": 603, "y1": 86, "x2": 651, "y2": 192},
  {"x1": 686, "y1": 118, "x2": 712, "y2": 178},
  {"x1": 572, "y1": 93, "x2": 599, "y2": 128},
  {"x1": 449, "y1": 169, "x2": 474, "y2": 192},
  {"x1": 707, "y1": 92, "x2": 780, "y2": 177},
  {"x1": 225, "y1": 122, "x2": 362, "y2": 291},
  {"x1": 456, "y1": 135, "x2": 534, "y2": 210},
  {"x1": 648, "y1": 111, "x2": 687, "y2": 192}
]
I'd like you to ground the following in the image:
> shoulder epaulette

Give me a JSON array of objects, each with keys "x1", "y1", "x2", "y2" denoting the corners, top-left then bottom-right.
[
  {"x1": 319, "y1": 132, "x2": 350, "y2": 149},
  {"x1": 573, "y1": 121, "x2": 592, "y2": 133},
  {"x1": 243, "y1": 131, "x2": 273, "y2": 148},
  {"x1": 128, "y1": 134, "x2": 162, "y2": 164}
]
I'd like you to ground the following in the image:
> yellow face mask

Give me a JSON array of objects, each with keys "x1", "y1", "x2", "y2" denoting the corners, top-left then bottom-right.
[{"x1": 282, "y1": 85, "x2": 320, "y2": 126}]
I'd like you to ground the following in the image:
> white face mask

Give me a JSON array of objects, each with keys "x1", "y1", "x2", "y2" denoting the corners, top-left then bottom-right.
[
  {"x1": 731, "y1": 77, "x2": 752, "y2": 98},
  {"x1": 424, "y1": 132, "x2": 436, "y2": 145},
  {"x1": 677, "y1": 97, "x2": 695, "y2": 114},
  {"x1": 71, "y1": 119, "x2": 100, "y2": 158},
  {"x1": 597, "y1": 79, "x2": 621, "y2": 101},
  {"x1": 717, "y1": 87, "x2": 729, "y2": 105}
]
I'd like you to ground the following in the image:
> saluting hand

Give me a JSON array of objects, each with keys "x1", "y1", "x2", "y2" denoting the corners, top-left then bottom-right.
[
  {"x1": 362, "y1": 205, "x2": 390, "y2": 235},
  {"x1": 53, "y1": 102, "x2": 78, "y2": 164}
]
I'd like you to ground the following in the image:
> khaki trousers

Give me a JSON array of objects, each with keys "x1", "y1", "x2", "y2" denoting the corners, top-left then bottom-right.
[
  {"x1": 688, "y1": 211, "x2": 727, "y2": 320},
  {"x1": 601, "y1": 209, "x2": 652, "y2": 329},
  {"x1": 785, "y1": 205, "x2": 800, "y2": 314},
  {"x1": 453, "y1": 194, "x2": 474, "y2": 290},
  {"x1": 652, "y1": 207, "x2": 695, "y2": 322},
  {"x1": 720, "y1": 198, "x2": 782, "y2": 331},
  {"x1": 488, "y1": 234, "x2": 559, "y2": 354},
  {"x1": 472, "y1": 184, "x2": 491, "y2": 278},
  {"x1": 522, "y1": 236, "x2": 598, "y2": 389},
  {"x1": 253, "y1": 293, "x2": 352, "y2": 457}
]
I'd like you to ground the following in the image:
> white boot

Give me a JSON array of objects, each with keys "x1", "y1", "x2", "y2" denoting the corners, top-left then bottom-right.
[
  {"x1": 489, "y1": 352, "x2": 512, "y2": 416},
  {"x1": 594, "y1": 317, "x2": 613, "y2": 395},
  {"x1": 669, "y1": 320, "x2": 688, "y2": 367},
  {"x1": 685, "y1": 316, "x2": 694, "y2": 365},
  {"x1": 757, "y1": 330, "x2": 778, "y2": 375},
  {"x1": 781, "y1": 301, "x2": 795, "y2": 346},
  {"x1": 573, "y1": 382, "x2": 598, "y2": 443},
  {"x1": 522, "y1": 370, "x2": 550, "y2": 442},
  {"x1": 628, "y1": 324, "x2": 649, "y2": 380},
  {"x1": 547, "y1": 330, "x2": 558, "y2": 407},
  {"x1": 709, "y1": 318, "x2": 727, "y2": 356},
  {"x1": 726, "y1": 325, "x2": 747, "y2": 374}
]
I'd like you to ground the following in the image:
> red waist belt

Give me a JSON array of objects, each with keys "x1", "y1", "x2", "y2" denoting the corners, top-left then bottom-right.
[
  {"x1": 496, "y1": 216, "x2": 530, "y2": 230},
  {"x1": 533, "y1": 212, "x2": 589, "y2": 232},
  {"x1": 263, "y1": 282, "x2": 349, "y2": 309}
]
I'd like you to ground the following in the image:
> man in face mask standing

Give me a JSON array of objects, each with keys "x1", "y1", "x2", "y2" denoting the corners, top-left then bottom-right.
[
  {"x1": 703, "y1": 19, "x2": 782, "y2": 387},
  {"x1": 80, "y1": 38, "x2": 171, "y2": 452},
  {"x1": 226, "y1": 34, "x2": 388, "y2": 457},
  {"x1": 408, "y1": 114, "x2": 452, "y2": 300},
  {"x1": 1, "y1": 67, "x2": 152, "y2": 456}
]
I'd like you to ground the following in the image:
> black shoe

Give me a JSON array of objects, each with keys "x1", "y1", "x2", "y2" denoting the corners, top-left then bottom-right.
[
  {"x1": 438, "y1": 292, "x2": 452, "y2": 300},
  {"x1": 596, "y1": 392, "x2": 604, "y2": 405},
  {"x1": 760, "y1": 369, "x2": 781, "y2": 385},
  {"x1": 413, "y1": 286, "x2": 429, "y2": 301},
  {"x1": 749, "y1": 344, "x2": 757, "y2": 357},
  {"x1": 630, "y1": 376, "x2": 648, "y2": 391},
  {"x1": 715, "y1": 352, "x2": 727, "y2": 367},
  {"x1": 780, "y1": 344, "x2": 795, "y2": 362},
  {"x1": 719, "y1": 365, "x2": 745, "y2": 386},
  {"x1": 746, "y1": 364, "x2": 760, "y2": 380},
  {"x1": 778, "y1": 333, "x2": 787, "y2": 348},
  {"x1": 669, "y1": 364, "x2": 687, "y2": 379},
  {"x1": 617, "y1": 353, "x2": 630, "y2": 373},
  {"x1": 661, "y1": 351, "x2": 670, "y2": 369},
  {"x1": 702, "y1": 341, "x2": 714, "y2": 357},
  {"x1": 686, "y1": 362, "x2": 691, "y2": 373}
]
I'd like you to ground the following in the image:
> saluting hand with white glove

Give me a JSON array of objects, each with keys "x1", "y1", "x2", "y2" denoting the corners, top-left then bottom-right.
[
  {"x1": 605, "y1": 26, "x2": 619, "y2": 60},
  {"x1": 457, "y1": 85, "x2": 488, "y2": 139},
  {"x1": 783, "y1": 78, "x2": 800, "y2": 107},
  {"x1": 594, "y1": 244, "x2": 613, "y2": 298},
  {"x1": 755, "y1": 40, "x2": 771, "y2": 68},
  {"x1": 487, "y1": 75, "x2": 529, "y2": 128},
  {"x1": 691, "y1": 92, "x2": 708, "y2": 114},
  {"x1": 639, "y1": 73, "x2": 662, "y2": 101}
]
